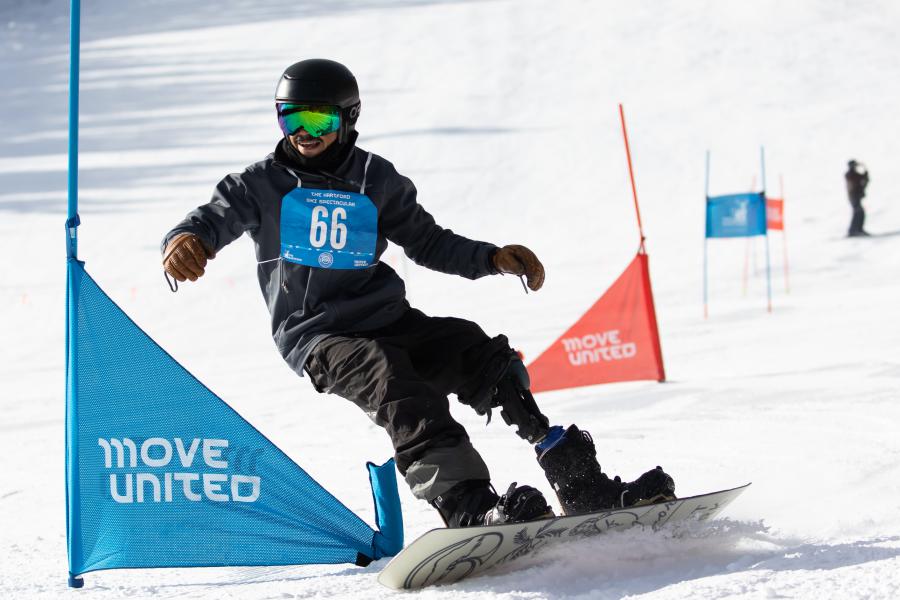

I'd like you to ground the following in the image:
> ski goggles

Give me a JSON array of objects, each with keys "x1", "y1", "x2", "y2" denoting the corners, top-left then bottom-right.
[{"x1": 276, "y1": 103, "x2": 341, "y2": 138}]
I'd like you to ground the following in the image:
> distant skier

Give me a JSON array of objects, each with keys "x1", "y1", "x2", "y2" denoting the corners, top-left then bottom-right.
[
  {"x1": 845, "y1": 159, "x2": 870, "y2": 237},
  {"x1": 161, "y1": 59, "x2": 674, "y2": 528}
]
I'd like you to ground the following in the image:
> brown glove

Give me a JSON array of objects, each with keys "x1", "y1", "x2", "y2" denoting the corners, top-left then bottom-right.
[
  {"x1": 492, "y1": 244, "x2": 545, "y2": 291},
  {"x1": 163, "y1": 233, "x2": 215, "y2": 282}
]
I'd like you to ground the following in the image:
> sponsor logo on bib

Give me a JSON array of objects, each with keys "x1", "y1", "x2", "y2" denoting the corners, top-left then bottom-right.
[{"x1": 318, "y1": 252, "x2": 334, "y2": 268}]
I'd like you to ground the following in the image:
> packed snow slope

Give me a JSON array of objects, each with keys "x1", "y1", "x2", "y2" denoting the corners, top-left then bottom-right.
[{"x1": 2, "y1": 0, "x2": 900, "y2": 598}]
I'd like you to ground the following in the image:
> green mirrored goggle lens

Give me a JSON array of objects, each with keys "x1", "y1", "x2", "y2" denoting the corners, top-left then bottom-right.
[{"x1": 277, "y1": 104, "x2": 341, "y2": 138}]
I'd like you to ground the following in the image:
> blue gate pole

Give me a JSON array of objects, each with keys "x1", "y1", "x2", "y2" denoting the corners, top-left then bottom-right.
[
  {"x1": 66, "y1": 0, "x2": 84, "y2": 589},
  {"x1": 703, "y1": 150, "x2": 710, "y2": 319},
  {"x1": 761, "y1": 146, "x2": 772, "y2": 313},
  {"x1": 67, "y1": 0, "x2": 80, "y2": 257}
]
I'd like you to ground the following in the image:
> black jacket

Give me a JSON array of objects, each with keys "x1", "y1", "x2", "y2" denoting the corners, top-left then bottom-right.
[
  {"x1": 845, "y1": 167, "x2": 869, "y2": 201},
  {"x1": 163, "y1": 140, "x2": 499, "y2": 376}
]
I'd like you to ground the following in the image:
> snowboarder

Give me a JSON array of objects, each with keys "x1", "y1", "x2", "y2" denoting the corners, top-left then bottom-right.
[
  {"x1": 161, "y1": 59, "x2": 674, "y2": 528},
  {"x1": 845, "y1": 159, "x2": 870, "y2": 237}
]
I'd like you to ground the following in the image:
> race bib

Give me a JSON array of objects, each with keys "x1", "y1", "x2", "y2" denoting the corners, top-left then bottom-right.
[{"x1": 280, "y1": 188, "x2": 377, "y2": 269}]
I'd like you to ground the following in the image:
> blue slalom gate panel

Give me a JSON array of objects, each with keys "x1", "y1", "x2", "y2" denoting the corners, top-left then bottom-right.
[
  {"x1": 65, "y1": 259, "x2": 402, "y2": 582},
  {"x1": 706, "y1": 192, "x2": 768, "y2": 238}
]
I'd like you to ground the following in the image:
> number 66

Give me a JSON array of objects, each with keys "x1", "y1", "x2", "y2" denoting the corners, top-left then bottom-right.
[{"x1": 309, "y1": 206, "x2": 348, "y2": 250}]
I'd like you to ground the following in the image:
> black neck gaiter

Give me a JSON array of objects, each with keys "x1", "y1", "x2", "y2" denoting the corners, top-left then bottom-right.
[{"x1": 277, "y1": 130, "x2": 359, "y2": 173}]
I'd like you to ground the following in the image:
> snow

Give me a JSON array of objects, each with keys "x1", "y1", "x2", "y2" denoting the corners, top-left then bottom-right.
[{"x1": 2, "y1": 0, "x2": 900, "y2": 597}]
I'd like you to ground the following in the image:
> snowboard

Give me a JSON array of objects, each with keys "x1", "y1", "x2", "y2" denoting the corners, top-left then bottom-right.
[{"x1": 378, "y1": 483, "x2": 750, "y2": 590}]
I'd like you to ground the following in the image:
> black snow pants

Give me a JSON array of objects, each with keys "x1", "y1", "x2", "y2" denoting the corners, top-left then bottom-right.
[
  {"x1": 304, "y1": 307, "x2": 514, "y2": 501},
  {"x1": 848, "y1": 195, "x2": 866, "y2": 235}
]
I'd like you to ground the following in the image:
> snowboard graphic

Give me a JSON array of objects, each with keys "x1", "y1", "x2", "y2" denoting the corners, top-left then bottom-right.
[{"x1": 378, "y1": 483, "x2": 750, "y2": 590}]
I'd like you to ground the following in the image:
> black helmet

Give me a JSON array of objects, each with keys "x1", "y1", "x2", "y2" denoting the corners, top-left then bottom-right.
[{"x1": 275, "y1": 59, "x2": 360, "y2": 143}]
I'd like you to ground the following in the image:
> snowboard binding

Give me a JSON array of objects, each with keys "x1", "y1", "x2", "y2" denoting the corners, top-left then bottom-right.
[
  {"x1": 487, "y1": 482, "x2": 554, "y2": 525},
  {"x1": 431, "y1": 480, "x2": 553, "y2": 528}
]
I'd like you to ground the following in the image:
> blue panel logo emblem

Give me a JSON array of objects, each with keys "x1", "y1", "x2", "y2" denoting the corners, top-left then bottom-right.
[{"x1": 280, "y1": 188, "x2": 377, "y2": 269}]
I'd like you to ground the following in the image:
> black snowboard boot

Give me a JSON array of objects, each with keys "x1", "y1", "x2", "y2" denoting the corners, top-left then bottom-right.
[
  {"x1": 535, "y1": 424, "x2": 675, "y2": 515},
  {"x1": 431, "y1": 479, "x2": 553, "y2": 528}
]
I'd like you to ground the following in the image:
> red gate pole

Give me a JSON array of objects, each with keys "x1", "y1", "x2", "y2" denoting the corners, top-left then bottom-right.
[
  {"x1": 618, "y1": 104, "x2": 665, "y2": 381},
  {"x1": 619, "y1": 104, "x2": 646, "y2": 254},
  {"x1": 780, "y1": 174, "x2": 790, "y2": 293},
  {"x1": 743, "y1": 175, "x2": 757, "y2": 295}
]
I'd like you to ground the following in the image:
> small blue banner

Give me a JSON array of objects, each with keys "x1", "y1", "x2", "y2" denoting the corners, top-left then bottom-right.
[
  {"x1": 281, "y1": 188, "x2": 377, "y2": 269},
  {"x1": 706, "y1": 192, "x2": 767, "y2": 238},
  {"x1": 65, "y1": 260, "x2": 401, "y2": 580}
]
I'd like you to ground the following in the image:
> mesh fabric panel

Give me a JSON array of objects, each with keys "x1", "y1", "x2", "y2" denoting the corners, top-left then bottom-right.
[{"x1": 66, "y1": 260, "x2": 376, "y2": 576}]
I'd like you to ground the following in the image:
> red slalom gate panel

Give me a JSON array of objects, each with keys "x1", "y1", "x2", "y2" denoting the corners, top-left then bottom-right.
[
  {"x1": 528, "y1": 253, "x2": 665, "y2": 393},
  {"x1": 766, "y1": 197, "x2": 784, "y2": 231}
]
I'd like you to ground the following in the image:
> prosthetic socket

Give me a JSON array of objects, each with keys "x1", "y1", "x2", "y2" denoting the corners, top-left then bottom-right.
[{"x1": 460, "y1": 349, "x2": 550, "y2": 444}]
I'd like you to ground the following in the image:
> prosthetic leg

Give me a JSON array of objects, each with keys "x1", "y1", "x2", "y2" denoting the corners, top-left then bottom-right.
[{"x1": 462, "y1": 348, "x2": 675, "y2": 517}]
